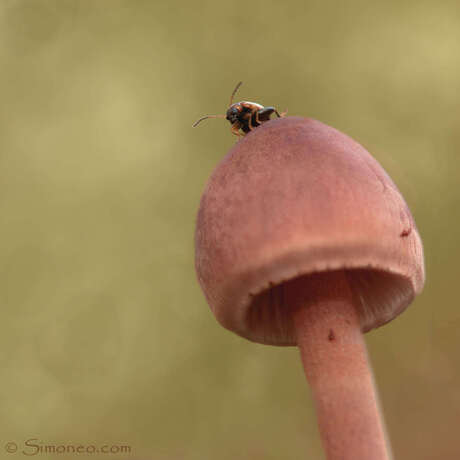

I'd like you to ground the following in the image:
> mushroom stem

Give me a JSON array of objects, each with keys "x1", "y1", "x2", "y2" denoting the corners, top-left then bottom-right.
[{"x1": 287, "y1": 271, "x2": 392, "y2": 460}]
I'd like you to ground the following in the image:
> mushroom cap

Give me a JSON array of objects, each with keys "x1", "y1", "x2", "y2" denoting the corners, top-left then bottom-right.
[{"x1": 195, "y1": 117, "x2": 425, "y2": 345}]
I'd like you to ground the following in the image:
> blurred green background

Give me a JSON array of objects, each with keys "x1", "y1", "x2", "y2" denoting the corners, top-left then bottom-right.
[{"x1": 0, "y1": 1, "x2": 458, "y2": 459}]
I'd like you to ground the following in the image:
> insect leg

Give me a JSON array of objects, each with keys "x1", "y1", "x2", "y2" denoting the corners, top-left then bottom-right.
[
  {"x1": 231, "y1": 122, "x2": 243, "y2": 138},
  {"x1": 247, "y1": 108, "x2": 259, "y2": 131}
]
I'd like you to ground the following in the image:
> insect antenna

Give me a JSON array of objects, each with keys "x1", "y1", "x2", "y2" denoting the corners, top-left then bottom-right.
[
  {"x1": 192, "y1": 114, "x2": 226, "y2": 127},
  {"x1": 229, "y1": 81, "x2": 243, "y2": 106}
]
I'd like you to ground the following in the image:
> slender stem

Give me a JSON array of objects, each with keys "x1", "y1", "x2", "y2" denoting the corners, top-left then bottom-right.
[{"x1": 286, "y1": 271, "x2": 391, "y2": 460}]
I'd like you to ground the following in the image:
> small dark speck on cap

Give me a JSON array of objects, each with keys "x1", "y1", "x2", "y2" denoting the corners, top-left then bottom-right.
[
  {"x1": 400, "y1": 228, "x2": 411, "y2": 237},
  {"x1": 328, "y1": 329, "x2": 335, "y2": 341}
]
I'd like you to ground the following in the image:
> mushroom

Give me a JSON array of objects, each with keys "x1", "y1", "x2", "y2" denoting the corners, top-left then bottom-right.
[{"x1": 195, "y1": 117, "x2": 425, "y2": 460}]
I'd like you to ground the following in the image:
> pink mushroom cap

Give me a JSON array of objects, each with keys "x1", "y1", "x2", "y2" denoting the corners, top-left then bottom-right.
[{"x1": 195, "y1": 117, "x2": 425, "y2": 345}]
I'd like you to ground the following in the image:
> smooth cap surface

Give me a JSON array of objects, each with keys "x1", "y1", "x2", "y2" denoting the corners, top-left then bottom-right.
[{"x1": 195, "y1": 117, "x2": 425, "y2": 345}]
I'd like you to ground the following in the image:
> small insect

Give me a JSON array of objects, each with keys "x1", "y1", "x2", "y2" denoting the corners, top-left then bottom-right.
[{"x1": 192, "y1": 82, "x2": 286, "y2": 138}]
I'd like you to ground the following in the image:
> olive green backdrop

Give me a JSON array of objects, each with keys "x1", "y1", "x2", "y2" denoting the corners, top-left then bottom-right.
[{"x1": 0, "y1": 1, "x2": 458, "y2": 459}]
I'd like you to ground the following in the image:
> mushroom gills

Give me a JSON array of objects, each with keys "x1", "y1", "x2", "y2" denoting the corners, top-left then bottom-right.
[{"x1": 247, "y1": 268, "x2": 413, "y2": 345}]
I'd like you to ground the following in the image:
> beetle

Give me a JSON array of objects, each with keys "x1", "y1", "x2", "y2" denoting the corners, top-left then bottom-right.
[{"x1": 192, "y1": 82, "x2": 286, "y2": 138}]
